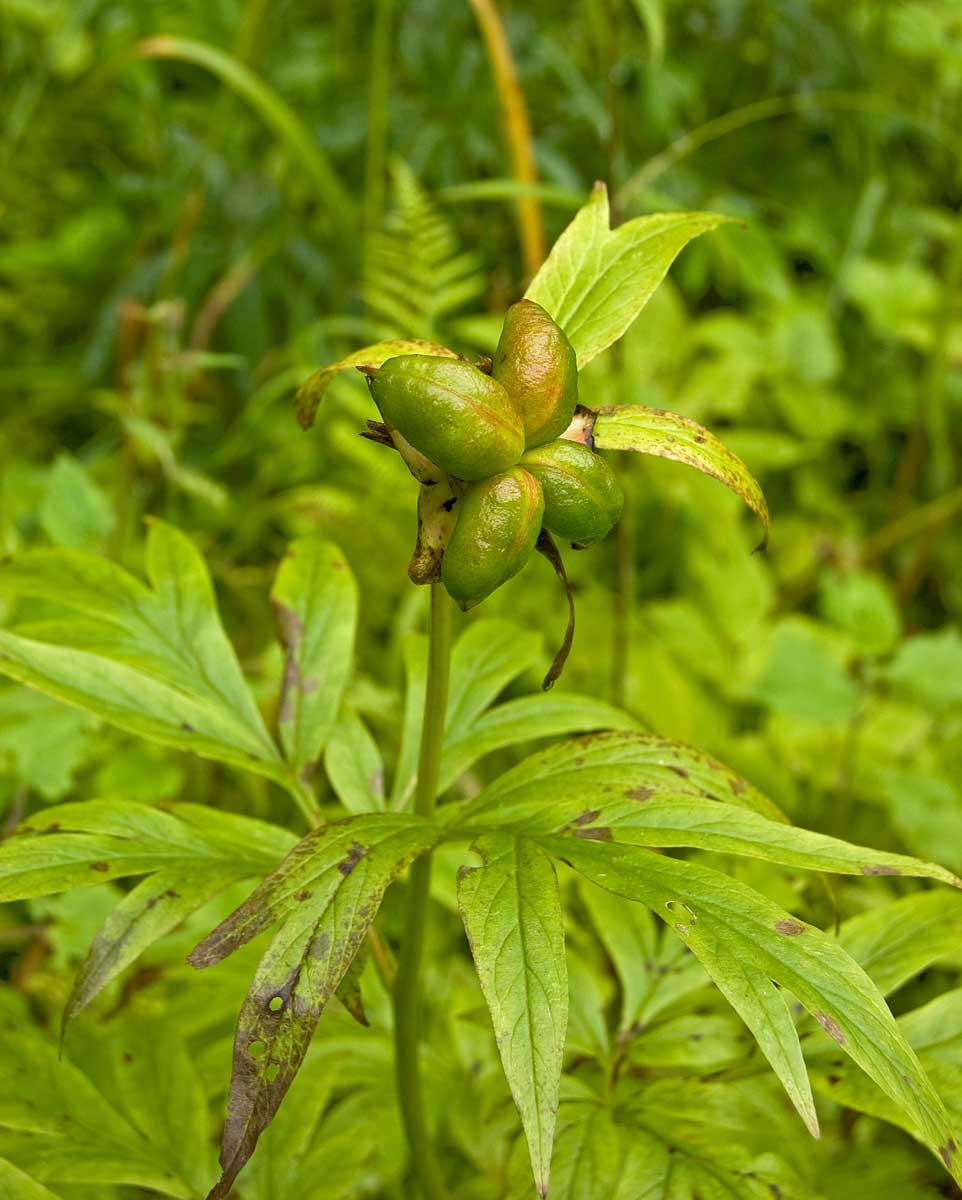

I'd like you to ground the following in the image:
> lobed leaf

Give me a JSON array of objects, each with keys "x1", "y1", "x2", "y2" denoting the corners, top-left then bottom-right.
[
  {"x1": 190, "y1": 812, "x2": 438, "y2": 1199},
  {"x1": 0, "y1": 521, "x2": 286, "y2": 785},
  {"x1": 458, "y1": 834, "x2": 567, "y2": 1198},
  {"x1": 525, "y1": 182, "x2": 726, "y2": 368},
  {"x1": 591, "y1": 404, "x2": 770, "y2": 549},
  {"x1": 546, "y1": 836, "x2": 962, "y2": 1184},
  {"x1": 0, "y1": 800, "x2": 294, "y2": 1024}
]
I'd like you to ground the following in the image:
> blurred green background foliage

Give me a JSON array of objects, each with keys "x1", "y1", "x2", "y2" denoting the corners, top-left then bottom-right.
[{"x1": 2, "y1": 1, "x2": 962, "y2": 1197}]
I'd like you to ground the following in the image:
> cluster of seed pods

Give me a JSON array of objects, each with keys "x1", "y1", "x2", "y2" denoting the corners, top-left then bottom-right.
[{"x1": 367, "y1": 300, "x2": 623, "y2": 608}]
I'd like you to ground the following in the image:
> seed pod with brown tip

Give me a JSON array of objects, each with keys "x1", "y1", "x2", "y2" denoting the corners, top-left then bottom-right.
[
  {"x1": 493, "y1": 299, "x2": 578, "y2": 448},
  {"x1": 366, "y1": 355, "x2": 524, "y2": 481},
  {"x1": 441, "y1": 467, "x2": 544, "y2": 609},
  {"x1": 521, "y1": 438, "x2": 623, "y2": 547}
]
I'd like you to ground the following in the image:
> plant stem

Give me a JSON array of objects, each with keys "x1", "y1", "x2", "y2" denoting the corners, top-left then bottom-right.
[{"x1": 393, "y1": 583, "x2": 452, "y2": 1200}]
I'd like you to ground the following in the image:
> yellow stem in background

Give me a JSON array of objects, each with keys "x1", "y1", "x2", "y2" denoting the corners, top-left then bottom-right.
[{"x1": 469, "y1": 0, "x2": 546, "y2": 280}]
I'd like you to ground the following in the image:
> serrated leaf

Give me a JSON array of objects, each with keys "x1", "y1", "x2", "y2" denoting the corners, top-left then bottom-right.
[
  {"x1": 591, "y1": 405, "x2": 770, "y2": 548},
  {"x1": 293, "y1": 338, "x2": 458, "y2": 429},
  {"x1": 189, "y1": 812, "x2": 438, "y2": 1199},
  {"x1": 0, "y1": 521, "x2": 286, "y2": 786},
  {"x1": 270, "y1": 537, "x2": 357, "y2": 778},
  {"x1": 458, "y1": 834, "x2": 567, "y2": 1198},
  {"x1": 547, "y1": 836, "x2": 962, "y2": 1184},
  {"x1": 525, "y1": 183, "x2": 725, "y2": 368},
  {"x1": 0, "y1": 800, "x2": 294, "y2": 1023}
]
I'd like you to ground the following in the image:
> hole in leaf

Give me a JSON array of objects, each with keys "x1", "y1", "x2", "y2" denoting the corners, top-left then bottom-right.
[
  {"x1": 268, "y1": 996, "x2": 284, "y2": 1013},
  {"x1": 265, "y1": 1062, "x2": 281, "y2": 1083},
  {"x1": 249, "y1": 1040, "x2": 267, "y2": 1059}
]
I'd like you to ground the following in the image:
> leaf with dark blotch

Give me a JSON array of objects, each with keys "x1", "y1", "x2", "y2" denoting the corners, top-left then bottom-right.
[
  {"x1": 546, "y1": 836, "x2": 962, "y2": 1186},
  {"x1": 454, "y1": 729, "x2": 785, "y2": 832},
  {"x1": 293, "y1": 339, "x2": 457, "y2": 429},
  {"x1": 190, "y1": 813, "x2": 438, "y2": 1199},
  {"x1": 270, "y1": 536, "x2": 358, "y2": 777},
  {"x1": 458, "y1": 834, "x2": 567, "y2": 1199},
  {"x1": 591, "y1": 404, "x2": 770, "y2": 549}
]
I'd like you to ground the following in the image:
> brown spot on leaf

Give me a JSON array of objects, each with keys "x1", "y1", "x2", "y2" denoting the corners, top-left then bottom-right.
[
  {"x1": 273, "y1": 600, "x2": 305, "y2": 725},
  {"x1": 815, "y1": 1012, "x2": 846, "y2": 1044},
  {"x1": 939, "y1": 1140, "x2": 956, "y2": 1169},
  {"x1": 861, "y1": 864, "x2": 901, "y2": 876},
  {"x1": 90, "y1": 861, "x2": 110, "y2": 872},
  {"x1": 729, "y1": 777, "x2": 747, "y2": 795},
  {"x1": 626, "y1": 785, "x2": 654, "y2": 801},
  {"x1": 775, "y1": 919, "x2": 805, "y2": 937},
  {"x1": 180, "y1": 721, "x2": 195, "y2": 733},
  {"x1": 574, "y1": 809, "x2": 601, "y2": 826},
  {"x1": 769, "y1": 1186, "x2": 782, "y2": 1200},
  {"x1": 668, "y1": 765, "x2": 689, "y2": 779},
  {"x1": 574, "y1": 826, "x2": 613, "y2": 842},
  {"x1": 338, "y1": 843, "x2": 366, "y2": 875},
  {"x1": 294, "y1": 890, "x2": 312, "y2": 902},
  {"x1": 826, "y1": 1075, "x2": 840, "y2": 1085}
]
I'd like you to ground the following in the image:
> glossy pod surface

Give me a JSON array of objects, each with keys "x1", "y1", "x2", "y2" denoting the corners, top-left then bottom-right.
[
  {"x1": 369, "y1": 355, "x2": 524, "y2": 481},
  {"x1": 441, "y1": 467, "x2": 544, "y2": 609},
  {"x1": 493, "y1": 299, "x2": 578, "y2": 448},
  {"x1": 521, "y1": 438, "x2": 623, "y2": 546}
]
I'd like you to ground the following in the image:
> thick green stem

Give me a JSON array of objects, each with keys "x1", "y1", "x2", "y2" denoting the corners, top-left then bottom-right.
[{"x1": 393, "y1": 583, "x2": 452, "y2": 1200}]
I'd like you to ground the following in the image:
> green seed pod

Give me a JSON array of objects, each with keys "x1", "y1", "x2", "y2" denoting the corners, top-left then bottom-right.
[
  {"x1": 493, "y1": 299, "x2": 578, "y2": 448},
  {"x1": 367, "y1": 355, "x2": 524, "y2": 481},
  {"x1": 521, "y1": 438, "x2": 623, "y2": 547},
  {"x1": 442, "y1": 467, "x2": 544, "y2": 610}
]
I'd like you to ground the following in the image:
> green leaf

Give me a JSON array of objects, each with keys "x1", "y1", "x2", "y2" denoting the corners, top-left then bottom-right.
[
  {"x1": 617, "y1": 1079, "x2": 818, "y2": 1199},
  {"x1": 189, "y1": 812, "x2": 439, "y2": 1200},
  {"x1": 455, "y1": 744, "x2": 950, "y2": 888},
  {"x1": 0, "y1": 521, "x2": 286, "y2": 786},
  {"x1": 39, "y1": 454, "x2": 113, "y2": 550},
  {"x1": 0, "y1": 1159, "x2": 61, "y2": 1200},
  {"x1": 270, "y1": 537, "x2": 357, "y2": 779},
  {"x1": 0, "y1": 800, "x2": 294, "y2": 1023},
  {"x1": 547, "y1": 836, "x2": 962, "y2": 1183},
  {"x1": 590, "y1": 405, "x2": 770, "y2": 548},
  {"x1": 838, "y1": 890, "x2": 962, "y2": 996},
  {"x1": 0, "y1": 688, "x2": 94, "y2": 799},
  {"x1": 525, "y1": 183, "x2": 725, "y2": 368},
  {"x1": 293, "y1": 338, "x2": 458, "y2": 430},
  {"x1": 323, "y1": 708, "x2": 386, "y2": 813},
  {"x1": 455, "y1": 730, "x2": 787, "y2": 832},
  {"x1": 393, "y1": 619, "x2": 545, "y2": 810},
  {"x1": 440, "y1": 692, "x2": 640, "y2": 794},
  {"x1": 541, "y1": 1102, "x2": 662, "y2": 1200},
  {"x1": 458, "y1": 834, "x2": 567, "y2": 1198},
  {"x1": 579, "y1": 881, "x2": 709, "y2": 1032},
  {"x1": 0, "y1": 1026, "x2": 191, "y2": 1195}
]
